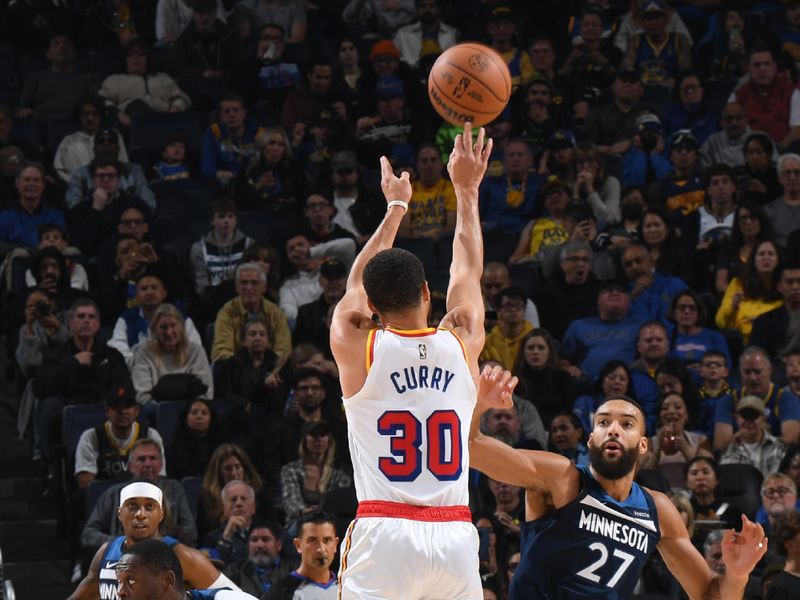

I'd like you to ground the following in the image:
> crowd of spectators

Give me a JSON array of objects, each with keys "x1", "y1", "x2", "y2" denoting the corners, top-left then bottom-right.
[{"x1": 3, "y1": 0, "x2": 800, "y2": 598}]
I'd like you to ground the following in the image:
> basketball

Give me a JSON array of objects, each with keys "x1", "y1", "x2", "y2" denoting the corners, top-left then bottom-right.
[{"x1": 427, "y1": 43, "x2": 512, "y2": 127}]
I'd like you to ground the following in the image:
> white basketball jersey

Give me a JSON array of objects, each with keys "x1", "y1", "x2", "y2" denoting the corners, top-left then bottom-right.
[{"x1": 343, "y1": 326, "x2": 476, "y2": 507}]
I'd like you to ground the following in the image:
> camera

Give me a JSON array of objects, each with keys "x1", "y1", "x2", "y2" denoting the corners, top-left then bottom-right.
[
  {"x1": 640, "y1": 131, "x2": 659, "y2": 153},
  {"x1": 34, "y1": 300, "x2": 52, "y2": 318}
]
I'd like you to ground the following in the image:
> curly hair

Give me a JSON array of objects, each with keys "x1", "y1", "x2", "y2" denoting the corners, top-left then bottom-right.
[
  {"x1": 362, "y1": 248, "x2": 426, "y2": 314},
  {"x1": 773, "y1": 510, "x2": 800, "y2": 556}
]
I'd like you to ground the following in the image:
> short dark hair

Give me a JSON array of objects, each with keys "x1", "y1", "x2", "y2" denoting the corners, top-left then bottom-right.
[
  {"x1": 704, "y1": 163, "x2": 736, "y2": 188},
  {"x1": 700, "y1": 349, "x2": 728, "y2": 366},
  {"x1": 259, "y1": 22, "x2": 286, "y2": 38},
  {"x1": 595, "y1": 395, "x2": 647, "y2": 431},
  {"x1": 293, "y1": 368, "x2": 323, "y2": 389},
  {"x1": 89, "y1": 158, "x2": 120, "y2": 176},
  {"x1": 219, "y1": 93, "x2": 246, "y2": 108},
  {"x1": 295, "y1": 511, "x2": 336, "y2": 538},
  {"x1": 125, "y1": 539, "x2": 184, "y2": 591},
  {"x1": 495, "y1": 285, "x2": 527, "y2": 307},
  {"x1": 73, "y1": 94, "x2": 105, "y2": 122},
  {"x1": 637, "y1": 320, "x2": 667, "y2": 343},
  {"x1": 773, "y1": 511, "x2": 800, "y2": 556},
  {"x1": 38, "y1": 222, "x2": 67, "y2": 240},
  {"x1": 684, "y1": 455, "x2": 720, "y2": 479},
  {"x1": 249, "y1": 520, "x2": 283, "y2": 540},
  {"x1": 362, "y1": 248, "x2": 426, "y2": 314},
  {"x1": 549, "y1": 411, "x2": 583, "y2": 432},
  {"x1": 595, "y1": 359, "x2": 633, "y2": 396},
  {"x1": 210, "y1": 197, "x2": 237, "y2": 218}
]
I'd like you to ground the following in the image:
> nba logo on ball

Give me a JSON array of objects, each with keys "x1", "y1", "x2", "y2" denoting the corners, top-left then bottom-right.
[{"x1": 428, "y1": 43, "x2": 511, "y2": 127}]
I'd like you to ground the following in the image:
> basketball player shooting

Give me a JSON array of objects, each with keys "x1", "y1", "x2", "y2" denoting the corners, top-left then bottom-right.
[
  {"x1": 473, "y1": 366, "x2": 768, "y2": 600},
  {"x1": 330, "y1": 122, "x2": 492, "y2": 599}
]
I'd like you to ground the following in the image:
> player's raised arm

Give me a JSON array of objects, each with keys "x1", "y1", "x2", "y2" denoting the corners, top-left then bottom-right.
[
  {"x1": 653, "y1": 493, "x2": 767, "y2": 600},
  {"x1": 440, "y1": 122, "x2": 492, "y2": 359}
]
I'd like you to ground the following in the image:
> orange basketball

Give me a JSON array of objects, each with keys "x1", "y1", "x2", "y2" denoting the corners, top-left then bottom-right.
[{"x1": 428, "y1": 43, "x2": 512, "y2": 127}]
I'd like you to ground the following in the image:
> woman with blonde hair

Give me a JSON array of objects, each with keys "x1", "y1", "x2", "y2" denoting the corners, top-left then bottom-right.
[
  {"x1": 131, "y1": 303, "x2": 214, "y2": 408},
  {"x1": 280, "y1": 420, "x2": 351, "y2": 524},
  {"x1": 199, "y1": 443, "x2": 263, "y2": 534}
]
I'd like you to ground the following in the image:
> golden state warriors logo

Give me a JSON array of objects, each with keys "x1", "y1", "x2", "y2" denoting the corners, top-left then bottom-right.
[{"x1": 468, "y1": 54, "x2": 489, "y2": 72}]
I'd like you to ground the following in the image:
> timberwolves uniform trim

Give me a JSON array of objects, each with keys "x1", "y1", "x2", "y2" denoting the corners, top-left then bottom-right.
[
  {"x1": 510, "y1": 465, "x2": 660, "y2": 600},
  {"x1": 99, "y1": 536, "x2": 178, "y2": 600}
]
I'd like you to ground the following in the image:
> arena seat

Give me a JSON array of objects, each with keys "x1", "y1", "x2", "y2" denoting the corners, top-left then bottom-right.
[
  {"x1": 181, "y1": 476, "x2": 202, "y2": 517},
  {"x1": 61, "y1": 403, "x2": 107, "y2": 483},
  {"x1": 85, "y1": 478, "x2": 117, "y2": 518},
  {"x1": 641, "y1": 86, "x2": 673, "y2": 120},
  {"x1": 509, "y1": 261, "x2": 543, "y2": 300},
  {"x1": 155, "y1": 400, "x2": 187, "y2": 443},
  {"x1": 46, "y1": 116, "x2": 79, "y2": 153},
  {"x1": 703, "y1": 79, "x2": 737, "y2": 114},
  {"x1": 483, "y1": 227, "x2": 518, "y2": 264},
  {"x1": 129, "y1": 111, "x2": 205, "y2": 160},
  {"x1": 717, "y1": 463, "x2": 763, "y2": 521}
]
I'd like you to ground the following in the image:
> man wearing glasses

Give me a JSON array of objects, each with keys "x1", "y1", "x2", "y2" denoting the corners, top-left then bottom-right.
[
  {"x1": 699, "y1": 102, "x2": 773, "y2": 168},
  {"x1": 754, "y1": 473, "x2": 799, "y2": 535},
  {"x1": 765, "y1": 153, "x2": 800, "y2": 246}
]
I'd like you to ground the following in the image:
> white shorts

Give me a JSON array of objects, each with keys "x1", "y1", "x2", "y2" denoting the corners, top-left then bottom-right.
[{"x1": 337, "y1": 501, "x2": 481, "y2": 600}]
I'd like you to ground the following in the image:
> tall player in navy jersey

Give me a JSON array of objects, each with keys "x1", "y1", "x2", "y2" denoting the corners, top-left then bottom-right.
[
  {"x1": 330, "y1": 123, "x2": 490, "y2": 599},
  {"x1": 473, "y1": 366, "x2": 768, "y2": 600}
]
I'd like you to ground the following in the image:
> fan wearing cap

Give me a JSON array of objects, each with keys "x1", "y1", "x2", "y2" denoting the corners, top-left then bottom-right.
[
  {"x1": 720, "y1": 396, "x2": 789, "y2": 478},
  {"x1": 621, "y1": 0, "x2": 692, "y2": 89},
  {"x1": 537, "y1": 128, "x2": 576, "y2": 180},
  {"x1": 587, "y1": 68, "x2": 646, "y2": 154},
  {"x1": 342, "y1": 0, "x2": 415, "y2": 37},
  {"x1": 558, "y1": 6, "x2": 620, "y2": 89},
  {"x1": 328, "y1": 150, "x2": 385, "y2": 245},
  {"x1": 392, "y1": 0, "x2": 457, "y2": 68},
  {"x1": 612, "y1": 0, "x2": 693, "y2": 55},
  {"x1": 71, "y1": 481, "x2": 239, "y2": 600},
  {"x1": 295, "y1": 259, "x2": 348, "y2": 355},
  {"x1": 486, "y1": 5, "x2": 534, "y2": 91},
  {"x1": 397, "y1": 143, "x2": 456, "y2": 239},
  {"x1": 509, "y1": 178, "x2": 570, "y2": 263},
  {"x1": 653, "y1": 129, "x2": 705, "y2": 217},
  {"x1": 622, "y1": 112, "x2": 671, "y2": 188}
]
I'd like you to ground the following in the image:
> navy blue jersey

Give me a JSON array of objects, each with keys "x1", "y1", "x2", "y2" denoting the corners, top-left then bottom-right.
[
  {"x1": 188, "y1": 590, "x2": 258, "y2": 600},
  {"x1": 99, "y1": 535, "x2": 178, "y2": 600},
  {"x1": 510, "y1": 465, "x2": 661, "y2": 600}
]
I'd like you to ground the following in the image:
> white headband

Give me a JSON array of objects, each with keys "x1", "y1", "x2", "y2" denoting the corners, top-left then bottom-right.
[{"x1": 119, "y1": 482, "x2": 163, "y2": 508}]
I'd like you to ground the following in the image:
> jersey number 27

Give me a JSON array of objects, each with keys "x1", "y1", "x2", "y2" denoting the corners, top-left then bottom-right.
[{"x1": 377, "y1": 410, "x2": 462, "y2": 482}]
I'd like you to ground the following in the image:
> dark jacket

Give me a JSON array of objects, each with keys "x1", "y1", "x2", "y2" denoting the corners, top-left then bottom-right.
[
  {"x1": 214, "y1": 348, "x2": 282, "y2": 416},
  {"x1": 32, "y1": 338, "x2": 131, "y2": 404},
  {"x1": 224, "y1": 558, "x2": 293, "y2": 598},
  {"x1": 534, "y1": 271, "x2": 601, "y2": 341},
  {"x1": 167, "y1": 20, "x2": 242, "y2": 79},
  {"x1": 749, "y1": 306, "x2": 791, "y2": 360},
  {"x1": 294, "y1": 296, "x2": 333, "y2": 356}
]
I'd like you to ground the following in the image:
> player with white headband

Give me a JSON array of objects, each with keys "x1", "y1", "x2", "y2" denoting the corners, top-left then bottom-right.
[{"x1": 69, "y1": 481, "x2": 240, "y2": 600}]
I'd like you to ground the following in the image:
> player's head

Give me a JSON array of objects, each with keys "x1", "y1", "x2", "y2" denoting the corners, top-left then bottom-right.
[
  {"x1": 116, "y1": 539, "x2": 184, "y2": 600},
  {"x1": 587, "y1": 397, "x2": 648, "y2": 480},
  {"x1": 117, "y1": 482, "x2": 165, "y2": 542},
  {"x1": 362, "y1": 248, "x2": 429, "y2": 319}
]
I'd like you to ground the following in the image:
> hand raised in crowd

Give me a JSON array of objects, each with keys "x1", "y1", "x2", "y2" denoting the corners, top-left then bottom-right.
[
  {"x1": 138, "y1": 243, "x2": 158, "y2": 265},
  {"x1": 92, "y1": 188, "x2": 110, "y2": 211}
]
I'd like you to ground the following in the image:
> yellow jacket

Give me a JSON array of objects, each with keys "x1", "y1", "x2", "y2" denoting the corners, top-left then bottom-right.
[
  {"x1": 479, "y1": 321, "x2": 534, "y2": 371},
  {"x1": 714, "y1": 277, "x2": 783, "y2": 344},
  {"x1": 211, "y1": 297, "x2": 292, "y2": 362}
]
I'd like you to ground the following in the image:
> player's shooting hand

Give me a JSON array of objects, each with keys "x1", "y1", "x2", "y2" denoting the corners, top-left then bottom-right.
[
  {"x1": 722, "y1": 515, "x2": 767, "y2": 578},
  {"x1": 447, "y1": 122, "x2": 493, "y2": 190},
  {"x1": 478, "y1": 365, "x2": 517, "y2": 411},
  {"x1": 379, "y1": 156, "x2": 412, "y2": 203}
]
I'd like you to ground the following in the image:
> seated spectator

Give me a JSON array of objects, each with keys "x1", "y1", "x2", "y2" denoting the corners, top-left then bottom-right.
[
  {"x1": 214, "y1": 317, "x2": 282, "y2": 417},
  {"x1": 734, "y1": 47, "x2": 800, "y2": 150},
  {"x1": 621, "y1": 0, "x2": 692, "y2": 89},
  {"x1": 479, "y1": 386, "x2": 547, "y2": 451},
  {"x1": 639, "y1": 206, "x2": 693, "y2": 286},
  {"x1": 278, "y1": 236, "x2": 356, "y2": 327},
  {"x1": 568, "y1": 143, "x2": 621, "y2": 225},
  {"x1": 109, "y1": 272, "x2": 201, "y2": 368},
  {"x1": 14, "y1": 33, "x2": 96, "y2": 122},
  {"x1": 700, "y1": 102, "x2": 762, "y2": 170},
  {"x1": 702, "y1": 530, "x2": 727, "y2": 576},
  {"x1": 536, "y1": 129, "x2": 576, "y2": 180},
  {"x1": 780, "y1": 445, "x2": 800, "y2": 491},
  {"x1": 328, "y1": 150, "x2": 384, "y2": 246},
  {"x1": 664, "y1": 73, "x2": 719, "y2": 146},
  {"x1": 698, "y1": 350, "x2": 734, "y2": 441},
  {"x1": 280, "y1": 60, "x2": 349, "y2": 141},
  {"x1": 514, "y1": 80, "x2": 569, "y2": 162},
  {"x1": 203, "y1": 480, "x2": 259, "y2": 566},
  {"x1": 715, "y1": 199, "x2": 773, "y2": 295},
  {"x1": 241, "y1": 241, "x2": 282, "y2": 302},
  {"x1": 714, "y1": 347, "x2": 800, "y2": 450},
  {"x1": 299, "y1": 192, "x2": 356, "y2": 245},
  {"x1": 15, "y1": 287, "x2": 70, "y2": 379},
  {"x1": 479, "y1": 140, "x2": 545, "y2": 237},
  {"x1": 511, "y1": 328, "x2": 574, "y2": 427},
  {"x1": 32, "y1": 298, "x2": 130, "y2": 460},
  {"x1": 0, "y1": 107, "x2": 41, "y2": 161},
  {"x1": 200, "y1": 444, "x2": 264, "y2": 537},
  {"x1": 24, "y1": 247, "x2": 87, "y2": 317},
  {"x1": 74, "y1": 385, "x2": 165, "y2": 488},
  {"x1": 0, "y1": 162, "x2": 65, "y2": 255},
  {"x1": 603, "y1": 185, "x2": 646, "y2": 249},
  {"x1": 81, "y1": 439, "x2": 198, "y2": 551},
  {"x1": 586, "y1": 69, "x2": 645, "y2": 154},
  {"x1": 230, "y1": 0, "x2": 306, "y2": 41},
  {"x1": 480, "y1": 286, "x2": 535, "y2": 371},
  {"x1": 54, "y1": 96, "x2": 129, "y2": 183},
  {"x1": 706, "y1": 6, "x2": 748, "y2": 81},
  {"x1": 558, "y1": 6, "x2": 619, "y2": 94},
  {"x1": 641, "y1": 393, "x2": 713, "y2": 488},
  {"x1": 99, "y1": 39, "x2": 191, "y2": 129},
  {"x1": 572, "y1": 359, "x2": 633, "y2": 434},
  {"x1": 131, "y1": 304, "x2": 213, "y2": 409},
  {"x1": 155, "y1": 0, "x2": 225, "y2": 46},
  {"x1": 211, "y1": 262, "x2": 292, "y2": 364},
  {"x1": 291, "y1": 107, "x2": 338, "y2": 183},
  {"x1": 548, "y1": 413, "x2": 589, "y2": 466},
  {"x1": 766, "y1": 153, "x2": 800, "y2": 247},
  {"x1": 622, "y1": 243, "x2": 688, "y2": 325},
  {"x1": 201, "y1": 94, "x2": 266, "y2": 185},
  {"x1": 720, "y1": 396, "x2": 789, "y2": 477},
  {"x1": 739, "y1": 133, "x2": 782, "y2": 205},
  {"x1": 715, "y1": 239, "x2": 783, "y2": 344},
  {"x1": 332, "y1": 36, "x2": 365, "y2": 102},
  {"x1": 654, "y1": 130, "x2": 705, "y2": 219},
  {"x1": 768, "y1": 510, "x2": 800, "y2": 598},
  {"x1": 654, "y1": 357, "x2": 705, "y2": 428},
  {"x1": 294, "y1": 260, "x2": 347, "y2": 355},
  {"x1": 750, "y1": 262, "x2": 800, "y2": 361},
  {"x1": 668, "y1": 289, "x2": 732, "y2": 372},
  {"x1": 191, "y1": 198, "x2": 253, "y2": 307},
  {"x1": 224, "y1": 522, "x2": 292, "y2": 596},
  {"x1": 166, "y1": 398, "x2": 221, "y2": 481},
  {"x1": 561, "y1": 282, "x2": 643, "y2": 380},
  {"x1": 485, "y1": 5, "x2": 533, "y2": 92},
  {"x1": 236, "y1": 126, "x2": 307, "y2": 214},
  {"x1": 480, "y1": 262, "x2": 540, "y2": 331},
  {"x1": 288, "y1": 344, "x2": 342, "y2": 417},
  {"x1": 151, "y1": 136, "x2": 192, "y2": 181},
  {"x1": 393, "y1": 0, "x2": 457, "y2": 69},
  {"x1": 20, "y1": 225, "x2": 87, "y2": 291},
  {"x1": 685, "y1": 456, "x2": 743, "y2": 540},
  {"x1": 0, "y1": 146, "x2": 25, "y2": 209},
  {"x1": 631, "y1": 321, "x2": 670, "y2": 433},
  {"x1": 508, "y1": 178, "x2": 569, "y2": 264},
  {"x1": 280, "y1": 420, "x2": 351, "y2": 525},
  {"x1": 398, "y1": 143, "x2": 455, "y2": 239},
  {"x1": 756, "y1": 472, "x2": 799, "y2": 535},
  {"x1": 65, "y1": 136, "x2": 155, "y2": 211},
  {"x1": 621, "y1": 112, "x2": 671, "y2": 188}
]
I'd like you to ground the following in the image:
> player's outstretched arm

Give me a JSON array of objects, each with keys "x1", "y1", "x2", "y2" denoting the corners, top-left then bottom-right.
[
  {"x1": 654, "y1": 493, "x2": 767, "y2": 600},
  {"x1": 67, "y1": 542, "x2": 106, "y2": 600},
  {"x1": 440, "y1": 122, "x2": 491, "y2": 359},
  {"x1": 469, "y1": 365, "x2": 571, "y2": 489},
  {"x1": 176, "y1": 543, "x2": 240, "y2": 590}
]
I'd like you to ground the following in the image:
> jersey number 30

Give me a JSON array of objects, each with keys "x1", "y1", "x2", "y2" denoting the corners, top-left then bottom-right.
[{"x1": 377, "y1": 410, "x2": 462, "y2": 482}]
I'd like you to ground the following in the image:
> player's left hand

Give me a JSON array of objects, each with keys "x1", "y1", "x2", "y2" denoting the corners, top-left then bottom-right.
[
  {"x1": 722, "y1": 515, "x2": 768, "y2": 576},
  {"x1": 447, "y1": 121, "x2": 492, "y2": 190},
  {"x1": 478, "y1": 364, "x2": 517, "y2": 411}
]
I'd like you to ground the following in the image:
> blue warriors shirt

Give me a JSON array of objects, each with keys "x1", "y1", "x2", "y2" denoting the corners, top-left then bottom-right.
[
  {"x1": 510, "y1": 465, "x2": 660, "y2": 600},
  {"x1": 99, "y1": 535, "x2": 178, "y2": 600}
]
